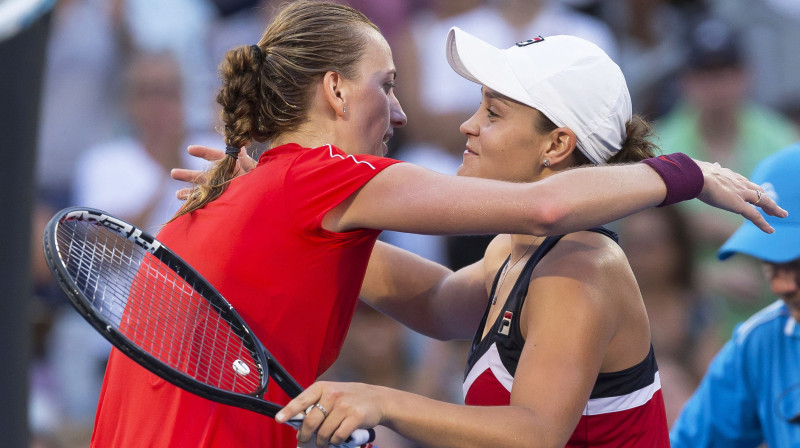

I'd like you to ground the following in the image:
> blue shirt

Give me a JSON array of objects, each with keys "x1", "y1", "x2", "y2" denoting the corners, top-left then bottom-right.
[{"x1": 670, "y1": 300, "x2": 800, "y2": 447}]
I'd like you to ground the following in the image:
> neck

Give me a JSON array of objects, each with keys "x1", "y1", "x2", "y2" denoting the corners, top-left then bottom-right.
[
  {"x1": 508, "y1": 234, "x2": 541, "y2": 260},
  {"x1": 272, "y1": 128, "x2": 333, "y2": 151},
  {"x1": 272, "y1": 103, "x2": 343, "y2": 151}
]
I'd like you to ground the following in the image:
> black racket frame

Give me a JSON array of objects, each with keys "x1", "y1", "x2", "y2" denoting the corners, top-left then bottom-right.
[{"x1": 42, "y1": 206, "x2": 304, "y2": 417}]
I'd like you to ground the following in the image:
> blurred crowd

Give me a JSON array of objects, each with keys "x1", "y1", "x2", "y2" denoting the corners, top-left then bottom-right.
[{"x1": 27, "y1": 0, "x2": 800, "y2": 447}]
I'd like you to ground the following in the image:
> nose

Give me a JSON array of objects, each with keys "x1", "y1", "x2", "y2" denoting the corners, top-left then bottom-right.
[
  {"x1": 770, "y1": 268, "x2": 799, "y2": 297},
  {"x1": 765, "y1": 263, "x2": 800, "y2": 297},
  {"x1": 459, "y1": 111, "x2": 479, "y2": 136},
  {"x1": 390, "y1": 94, "x2": 407, "y2": 128}
]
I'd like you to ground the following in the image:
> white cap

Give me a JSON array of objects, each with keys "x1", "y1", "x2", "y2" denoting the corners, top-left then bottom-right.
[{"x1": 446, "y1": 27, "x2": 632, "y2": 165}]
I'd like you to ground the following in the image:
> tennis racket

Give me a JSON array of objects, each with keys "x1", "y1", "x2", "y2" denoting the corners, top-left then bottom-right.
[{"x1": 42, "y1": 206, "x2": 374, "y2": 447}]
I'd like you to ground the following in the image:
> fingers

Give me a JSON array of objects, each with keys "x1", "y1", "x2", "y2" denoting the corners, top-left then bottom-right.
[
  {"x1": 187, "y1": 145, "x2": 225, "y2": 162},
  {"x1": 234, "y1": 147, "x2": 258, "y2": 173},
  {"x1": 698, "y1": 161, "x2": 788, "y2": 233},
  {"x1": 277, "y1": 383, "x2": 374, "y2": 447},
  {"x1": 171, "y1": 168, "x2": 207, "y2": 184},
  {"x1": 740, "y1": 203, "x2": 774, "y2": 233},
  {"x1": 175, "y1": 187, "x2": 192, "y2": 200},
  {"x1": 277, "y1": 385, "x2": 322, "y2": 425},
  {"x1": 745, "y1": 185, "x2": 788, "y2": 218},
  {"x1": 277, "y1": 385, "x2": 330, "y2": 444},
  {"x1": 310, "y1": 402, "x2": 371, "y2": 447}
]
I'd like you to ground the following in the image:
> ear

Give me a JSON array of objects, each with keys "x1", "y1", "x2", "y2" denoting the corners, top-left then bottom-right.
[
  {"x1": 321, "y1": 71, "x2": 347, "y2": 117},
  {"x1": 542, "y1": 128, "x2": 578, "y2": 167}
]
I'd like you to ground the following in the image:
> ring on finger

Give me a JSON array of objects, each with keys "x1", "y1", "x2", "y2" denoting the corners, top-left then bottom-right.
[
  {"x1": 307, "y1": 403, "x2": 328, "y2": 418},
  {"x1": 754, "y1": 189, "x2": 763, "y2": 205}
]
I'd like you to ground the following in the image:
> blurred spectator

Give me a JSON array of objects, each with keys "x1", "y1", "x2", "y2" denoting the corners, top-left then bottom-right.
[
  {"x1": 594, "y1": 0, "x2": 692, "y2": 118},
  {"x1": 710, "y1": 0, "x2": 800, "y2": 125},
  {"x1": 72, "y1": 50, "x2": 217, "y2": 232},
  {"x1": 120, "y1": 0, "x2": 218, "y2": 131},
  {"x1": 36, "y1": 0, "x2": 218, "y2": 210},
  {"x1": 657, "y1": 16, "x2": 797, "y2": 179},
  {"x1": 655, "y1": 16, "x2": 798, "y2": 328},
  {"x1": 670, "y1": 143, "x2": 800, "y2": 447}
]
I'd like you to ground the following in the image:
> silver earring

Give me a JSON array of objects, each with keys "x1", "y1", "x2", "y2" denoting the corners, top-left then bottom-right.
[
  {"x1": 543, "y1": 159, "x2": 550, "y2": 167},
  {"x1": 343, "y1": 106, "x2": 347, "y2": 113}
]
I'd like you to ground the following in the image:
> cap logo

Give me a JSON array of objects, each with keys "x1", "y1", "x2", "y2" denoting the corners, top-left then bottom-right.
[{"x1": 516, "y1": 36, "x2": 544, "y2": 47}]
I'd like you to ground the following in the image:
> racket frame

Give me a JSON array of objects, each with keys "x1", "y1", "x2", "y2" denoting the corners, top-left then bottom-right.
[{"x1": 42, "y1": 207, "x2": 303, "y2": 417}]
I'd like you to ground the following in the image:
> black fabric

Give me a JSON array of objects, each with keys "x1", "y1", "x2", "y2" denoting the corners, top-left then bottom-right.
[{"x1": 463, "y1": 226, "x2": 656, "y2": 397}]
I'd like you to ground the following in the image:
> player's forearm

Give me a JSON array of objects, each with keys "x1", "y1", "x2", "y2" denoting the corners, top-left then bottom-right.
[
  {"x1": 378, "y1": 386, "x2": 570, "y2": 448},
  {"x1": 360, "y1": 241, "x2": 455, "y2": 338},
  {"x1": 528, "y1": 162, "x2": 666, "y2": 236}
]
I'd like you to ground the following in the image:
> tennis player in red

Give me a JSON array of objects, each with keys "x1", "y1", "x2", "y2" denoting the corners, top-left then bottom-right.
[{"x1": 94, "y1": 2, "x2": 782, "y2": 447}]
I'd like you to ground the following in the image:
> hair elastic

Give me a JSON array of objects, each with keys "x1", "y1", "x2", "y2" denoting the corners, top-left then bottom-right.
[
  {"x1": 250, "y1": 45, "x2": 262, "y2": 64},
  {"x1": 641, "y1": 153, "x2": 704, "y2": 207},
  {"x1": 225, "y1": 146, "x2": 240, "y2": 159}
]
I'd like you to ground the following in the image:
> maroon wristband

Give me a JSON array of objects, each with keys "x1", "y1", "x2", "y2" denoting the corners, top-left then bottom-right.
[{"x1": 641, "y1": 153, "x2": 704, "y2": 207}]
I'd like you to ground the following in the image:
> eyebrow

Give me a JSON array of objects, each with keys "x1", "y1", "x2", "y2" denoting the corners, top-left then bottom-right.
[{"x1": 482, "y1": 88, "x2": 511, "y2": 104}]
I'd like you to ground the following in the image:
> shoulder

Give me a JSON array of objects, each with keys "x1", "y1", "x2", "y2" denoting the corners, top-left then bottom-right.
[
  {"x1": 539, "y1": 230, "x2": 627, "y2": 277},
  {"x1": 733, "y1": 300, "x2": 792, "y2": 345},
  {"x1": 526, "y1": 231, "x2": 636, "y2": 324},
  {"x1": 529, "y1": 231, "x2": 629, "y2": 303},
  {"x1": 284, "y1": 145, "x2": 403, "y2": 183}
]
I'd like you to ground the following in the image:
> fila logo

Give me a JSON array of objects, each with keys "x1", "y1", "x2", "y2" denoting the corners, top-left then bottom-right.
[
  {"x1": 516, "y1": 36, "x2": 544, "y2": 47},
  {"x1": 498, "y1": 311, "x2": 513, "y2": 336}
]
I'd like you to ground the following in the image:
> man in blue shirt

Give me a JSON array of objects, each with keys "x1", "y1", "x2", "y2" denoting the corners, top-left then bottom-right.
[{"x1": 670, "y1": 143, "x2": 800, "y2": 447}]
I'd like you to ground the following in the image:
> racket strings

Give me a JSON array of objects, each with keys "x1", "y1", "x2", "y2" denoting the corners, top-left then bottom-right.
[{"x1": 55, "y1": 220, "x2": 262, "y2": 394}]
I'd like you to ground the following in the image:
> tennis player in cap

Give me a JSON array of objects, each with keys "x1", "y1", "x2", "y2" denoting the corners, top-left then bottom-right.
[
  {"x1": 671, "y1": 143, "x2": 800, "y2": 448},
  {"x1": 278, "y1": 27, "x2": 695, "y2": 448}
]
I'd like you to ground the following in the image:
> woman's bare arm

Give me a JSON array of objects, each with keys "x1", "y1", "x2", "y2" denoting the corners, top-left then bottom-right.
[
  {"x1": 360, "y1": 241, "x2": 489, "y2": 340},
  {"x1": 172, "y1": 146, "x2": 785, "y2": 234},
  {"x1": 334, "y1": 161, "x2": 783, "y2": 237}
]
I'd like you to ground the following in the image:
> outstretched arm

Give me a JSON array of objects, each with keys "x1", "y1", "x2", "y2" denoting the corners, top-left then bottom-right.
[
  {"x1": 173, "y1": 146, "x2": 784, "y2": 234},
  {"x1": 335, "y1": 157, "x2": 783, "y2": 237}
]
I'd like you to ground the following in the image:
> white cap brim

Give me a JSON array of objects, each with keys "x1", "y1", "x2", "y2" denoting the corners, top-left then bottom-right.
[{"x1": 446, "y1": 27, "x2": 531, "y2": 109}]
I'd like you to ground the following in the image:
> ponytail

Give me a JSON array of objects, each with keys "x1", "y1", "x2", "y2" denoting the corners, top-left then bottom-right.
[{"x1": 607, "y1": 115, "x2": 659, "y2": 164}]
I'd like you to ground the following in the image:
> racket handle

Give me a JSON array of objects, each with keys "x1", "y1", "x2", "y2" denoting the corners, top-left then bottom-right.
[
  {"x1": 286, "y1": 414, "x2": 376, "y2": 448},
  {"x1": 344, "y1": 428, "x2": 375, "y2": 447}
]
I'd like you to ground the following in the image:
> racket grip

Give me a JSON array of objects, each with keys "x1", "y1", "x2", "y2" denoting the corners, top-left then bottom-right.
[
  {"x1": 286, "y1": 414, "x2": 376, "y2": 448},
  {"x1": 343, "y1": 428, "x2": 375, "y2": 447}
]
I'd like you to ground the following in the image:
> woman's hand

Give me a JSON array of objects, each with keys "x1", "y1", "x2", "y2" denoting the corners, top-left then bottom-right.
[
  {"x1": 276, "y1": 381, "x2": 385, "y2": 448},
  {"x1": 695, "y1": 159, "x2": 787, "y2": 233},
  {"x1": 170, "y1": 145, "x2": 256, "y2": 199}
]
